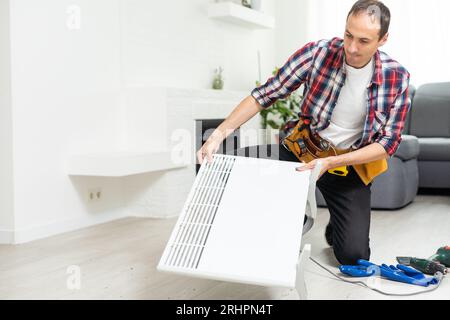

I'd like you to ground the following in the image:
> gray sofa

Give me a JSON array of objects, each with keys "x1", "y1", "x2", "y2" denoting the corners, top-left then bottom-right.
[
  {"x1": 236, "y1": 82, "x2": 449, "y2": 210},
  {"x1": 316, "y1": 134, "x2": 420, "y2": 209},
  {"x1": 317, "y1": 82, "x2": 450, "y2": 209},
  {"x1": 407, "y1": 82, "x2": 450, "y2": 188},
  {"x1": 316, "y1": 85, "x2": 420, "y2": 210}
]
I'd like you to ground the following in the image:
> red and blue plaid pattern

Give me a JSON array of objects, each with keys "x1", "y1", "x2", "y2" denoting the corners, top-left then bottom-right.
[{"x1": 251, "y1": 37, "x2": 410, "y2": 156}]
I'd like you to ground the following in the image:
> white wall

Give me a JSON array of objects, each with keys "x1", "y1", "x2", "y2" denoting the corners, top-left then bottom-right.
[
  {"x1": 8, "y1": 0, "x2": 126, "y2": 243},
  {"x1": 274, "y1": 0, "x2": 311, "y2": 67},
  {"x1": 390, "y1": 0, "x2": 450, "y2": 86},
  {"x1": 119, "y1": 0, "x2": 276, "y2": 150},
  {"x1": 121, "y1": 0, "x2": 276, "y2": 91},
  {"x1": 302, "y1": 0, "x2": 450, "y2": 86},
  {"x1": 2, "y1": 0, "x2": 277, "y2": 243},
  {"x1": 0, "y1": 0, "x2": 14, "y2": 243}
]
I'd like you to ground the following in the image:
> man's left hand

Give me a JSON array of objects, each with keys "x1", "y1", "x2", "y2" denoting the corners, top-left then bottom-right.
[{"x1": 295, "y1": 157, "x2": 335, "y2": 178}]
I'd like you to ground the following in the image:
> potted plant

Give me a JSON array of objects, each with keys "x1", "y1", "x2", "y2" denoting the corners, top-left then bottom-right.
[
  {"x1": 256, "y1": 67, "x2": 303, "y2": 143},
  {"x1": 212, "y1": 67, "x2": 224, "y2": 90},
  {"x1": 241, "y1": 0, "x2": 251, "y2": 8}
]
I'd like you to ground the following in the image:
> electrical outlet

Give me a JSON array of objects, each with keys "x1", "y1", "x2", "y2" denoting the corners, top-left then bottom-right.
[{"x1": 88, "y1": 187, "x2": 102, "y2": 202}]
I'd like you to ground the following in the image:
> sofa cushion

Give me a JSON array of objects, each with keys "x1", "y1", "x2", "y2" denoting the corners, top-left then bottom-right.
[
  {"x1": 410, "y1": 82, "x2": 450, "y2": 138},
  {"x1": 394, "y1": 135, "x2": 420, "y2": 161},
  {"x1": 418, "y1": 161, "x2": 450, "y2": 188},
  {"x1": 417, "y1": 138, "x2": 450, "y2": 161}
]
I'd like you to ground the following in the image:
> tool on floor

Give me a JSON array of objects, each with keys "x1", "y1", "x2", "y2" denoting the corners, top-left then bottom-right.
[
  {"x1": 429, "y1": 246, "x2": 450, "y2": 267},
  {"x1": 396, "y1": 257, "x2": 447, "y2": 275},
  {"x1": 396, "y1": 246, "x2": 450, "y2": 275},
  {"x1": 324, "y1": 247, "x2": 449, "y2": 295},
  {"x1": 310, "y1": 257, "x2": 444, "y2": 297},
  {"x1": 339, "y1": 259, "x2": 440, "y2": 287}
]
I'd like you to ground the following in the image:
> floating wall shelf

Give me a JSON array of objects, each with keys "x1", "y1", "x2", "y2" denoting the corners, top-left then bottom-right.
[
  {"x1": 208, "y1": 2, "x2": 275, "y2": 29},
  {"x1": 67, "y1": 151, "x2": 188, "y2": 177}
]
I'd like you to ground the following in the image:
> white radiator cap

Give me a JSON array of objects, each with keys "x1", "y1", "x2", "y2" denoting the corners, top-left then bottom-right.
[{"x1": 158, "y1": 154, "x2": 321, "y2": 291}]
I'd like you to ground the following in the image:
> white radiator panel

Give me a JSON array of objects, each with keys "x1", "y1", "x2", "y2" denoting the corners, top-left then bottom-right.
[{"x1": 158, "y1": 154, "x2": 313, "y2": 288}]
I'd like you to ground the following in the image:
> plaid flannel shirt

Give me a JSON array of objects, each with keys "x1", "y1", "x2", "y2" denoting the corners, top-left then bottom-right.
[{"x1": 251, "y1": 37, "x2": 411, "y2": 157}]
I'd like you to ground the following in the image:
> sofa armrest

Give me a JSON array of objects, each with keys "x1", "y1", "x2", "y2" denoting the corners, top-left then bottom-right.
[{"x1": 393, "y1": 135, "x2": 420, "y2": 161}]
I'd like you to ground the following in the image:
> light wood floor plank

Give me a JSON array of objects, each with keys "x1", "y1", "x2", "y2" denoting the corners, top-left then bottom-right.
[{"x1": 0, "y1": 195, "x2": 449, "y2": 300}]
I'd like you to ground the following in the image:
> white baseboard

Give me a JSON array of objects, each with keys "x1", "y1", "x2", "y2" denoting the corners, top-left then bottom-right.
[
  {"x1": 0, "y1": 229, "x2": 14, "y2": 244},
  {"x1": 0, "y1": 209, "x2": 175, "y2": 245},
  {"x1": 9, "y1": 211, "x2": 129, "y2": 244}
]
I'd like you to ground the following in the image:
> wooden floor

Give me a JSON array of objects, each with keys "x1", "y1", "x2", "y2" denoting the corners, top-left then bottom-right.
[{"x1": 0, "y1": 194, "x2": 449, "y2": 300}]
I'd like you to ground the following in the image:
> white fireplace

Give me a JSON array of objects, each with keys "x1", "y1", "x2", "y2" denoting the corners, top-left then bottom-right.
[{"x1": 121, "y1": 87, "x2": 264, "y2": 218}]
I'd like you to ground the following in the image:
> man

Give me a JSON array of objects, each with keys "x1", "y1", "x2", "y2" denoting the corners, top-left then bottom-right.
[{"x1": 197, "y1": 0, "x2": 410, "y2": 265}]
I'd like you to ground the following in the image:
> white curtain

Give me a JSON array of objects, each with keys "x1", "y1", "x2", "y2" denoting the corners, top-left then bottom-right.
[{"x1": 304, "y1": 0, "x2": 450, "y2": 87}]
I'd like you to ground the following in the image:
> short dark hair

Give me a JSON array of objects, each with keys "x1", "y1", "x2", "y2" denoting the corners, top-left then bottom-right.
[{"x1": 347, "y1": 0, "x2": 391, "y2": 40}]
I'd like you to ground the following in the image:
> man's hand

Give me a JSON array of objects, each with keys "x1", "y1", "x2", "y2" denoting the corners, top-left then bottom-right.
[
  {"x1": 295, "y1": 157, "x2": 335, "y2": 179},
  {"x1": 295, "y1": 143, "x2": 389, "y2": 179},
  {"x1": 196, "y1": 135, "x2": 223, "y2": 165}
]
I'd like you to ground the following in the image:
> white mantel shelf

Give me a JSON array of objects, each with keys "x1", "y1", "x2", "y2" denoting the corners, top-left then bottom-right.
[
  {"x1": 67, "y1": 151, "x2": 188, "y2": 177},
  {"x1": 208, "y1": 2, "x2": 275, "y2": 29}
]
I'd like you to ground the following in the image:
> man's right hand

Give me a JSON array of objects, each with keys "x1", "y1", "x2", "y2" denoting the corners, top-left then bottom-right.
[
  {"x1": 195, "y1": 95, "x2": 263, "y2": 165},
  {"x1": 196, "y1": 137, "x2": 222, "y2": 165}
]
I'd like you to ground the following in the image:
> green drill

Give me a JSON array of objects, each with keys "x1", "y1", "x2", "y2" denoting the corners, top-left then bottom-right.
[
  {"x1": 429, "y1": 246, "x2": 450, "y2": 267},
  {"x1": 396, "y1": 246, "x2": 450, "y2": 276}
]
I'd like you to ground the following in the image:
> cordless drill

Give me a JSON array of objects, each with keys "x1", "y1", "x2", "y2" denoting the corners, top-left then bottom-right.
[
  {"x1": 396, "y1": 246, "x2": 450, "y2": 276},
  {"x1": 430, "y1": 246, "x2": 450, "y2": 267}
]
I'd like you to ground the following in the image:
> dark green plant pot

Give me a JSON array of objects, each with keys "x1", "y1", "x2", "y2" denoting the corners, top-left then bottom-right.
[{"x1": 212, "y1": 78, "x2": 224, "y2": 90}]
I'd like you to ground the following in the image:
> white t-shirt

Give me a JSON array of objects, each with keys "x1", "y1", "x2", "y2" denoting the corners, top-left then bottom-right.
[{"x1": 318, "y1": 57, "x2": 374, "y2": 149}]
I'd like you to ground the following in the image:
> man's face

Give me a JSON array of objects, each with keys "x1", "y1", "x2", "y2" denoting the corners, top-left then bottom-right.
[{"x1": 344, "y1": 12, "x2": 388, "y2": 68}]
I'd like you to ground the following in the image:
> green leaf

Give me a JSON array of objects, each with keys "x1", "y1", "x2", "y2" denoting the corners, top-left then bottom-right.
[
  {"x1": 267, "y1": 120, "x2": 279, "y2": 129},
  {"x1": 254, "y1": 67, "x2": 304, "y2": 129}
]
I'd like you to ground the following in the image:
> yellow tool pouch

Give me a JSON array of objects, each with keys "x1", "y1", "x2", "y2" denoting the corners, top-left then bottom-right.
[
  {"x1": 334, "y1": 148, "x2": 388, "y2": 185},
  {"x1": 281, "y1": 117, "x2": 388, "y2": 185},
  {"x1": 353, "y1": 159, "x2": 388, "y2": 186}
]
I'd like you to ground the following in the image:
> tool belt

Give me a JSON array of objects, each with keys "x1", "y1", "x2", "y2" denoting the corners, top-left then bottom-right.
[{"x1": 280, "y1": 116, "x2": 388, "y2": 185}]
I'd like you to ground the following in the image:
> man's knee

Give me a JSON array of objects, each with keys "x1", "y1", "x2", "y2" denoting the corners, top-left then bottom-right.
[{"x1": 334, "y1": 246, "x2": 370, "y2": 265}]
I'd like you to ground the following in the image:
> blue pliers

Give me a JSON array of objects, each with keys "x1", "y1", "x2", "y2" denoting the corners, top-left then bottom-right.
[{"x1": 339, "y1": 259, "x2": 439, "y2": 287}]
